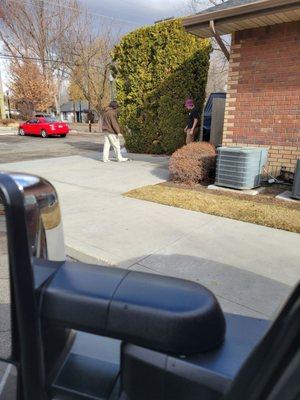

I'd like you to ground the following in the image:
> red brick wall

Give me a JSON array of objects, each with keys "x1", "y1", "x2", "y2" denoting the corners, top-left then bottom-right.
[{"x1": 223, "y1": 21, "x2": 300, "y2": 174}]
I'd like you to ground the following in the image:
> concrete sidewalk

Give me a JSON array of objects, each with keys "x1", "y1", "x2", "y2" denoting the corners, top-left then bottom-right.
[{"x1": 1, "y1": 154, "x2": 299, "y2": 319}]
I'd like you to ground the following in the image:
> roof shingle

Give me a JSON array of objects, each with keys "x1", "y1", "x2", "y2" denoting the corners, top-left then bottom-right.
[{"x1": 197, "y1": 0, "x2": 261, "y2": 15}]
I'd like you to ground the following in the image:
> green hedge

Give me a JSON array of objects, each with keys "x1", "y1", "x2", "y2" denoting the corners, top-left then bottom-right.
[{"x1": 113, "y1": 19, "x2": 211, "y2": 154}]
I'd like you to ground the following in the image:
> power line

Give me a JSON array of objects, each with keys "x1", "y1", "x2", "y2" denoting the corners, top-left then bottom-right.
[
  {"x1": 8, "y1": 0, "x2": 142, "y2": 27},
  {"x1": 0, "y1": 53, "x2": 108, "y2": 70}
]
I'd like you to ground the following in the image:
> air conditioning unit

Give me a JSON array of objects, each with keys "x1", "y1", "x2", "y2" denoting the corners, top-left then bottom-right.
[
  {"x1": 291, "y1": 159, "x2": 300, "y2": 200},
  {"x1": 215, "y1": 147, "x2": 268, "y2": 190}
]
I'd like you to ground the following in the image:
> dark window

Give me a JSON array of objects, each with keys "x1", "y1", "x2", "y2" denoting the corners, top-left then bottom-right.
[{"x1": 44, "y1": 116, "x2": 57, "y2": 123}]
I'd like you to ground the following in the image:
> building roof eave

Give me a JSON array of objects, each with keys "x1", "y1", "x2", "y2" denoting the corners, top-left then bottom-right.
[{"x1": 183, "y1": 0, "x2": 300, "y2": 37}]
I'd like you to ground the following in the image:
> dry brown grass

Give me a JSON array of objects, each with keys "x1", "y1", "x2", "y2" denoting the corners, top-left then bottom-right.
[
  {"x1": 0, "y1": 119, "x2": 19, "y2": 127},
  {"x1": 125, "y1": 184, "x2": 300, "y2": 233}
]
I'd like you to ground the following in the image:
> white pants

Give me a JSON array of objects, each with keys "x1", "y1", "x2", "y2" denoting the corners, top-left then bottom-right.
[{"x1": 103, "y1": 133, "x2": 127, "y2": 162}]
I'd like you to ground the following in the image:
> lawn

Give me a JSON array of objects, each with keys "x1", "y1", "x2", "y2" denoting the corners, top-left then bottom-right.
[{"x1": 124, "y1": 183, "x2": 300, "y2": 233}]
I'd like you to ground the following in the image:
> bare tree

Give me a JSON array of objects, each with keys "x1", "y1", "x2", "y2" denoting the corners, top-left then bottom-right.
[
  {"x1": 0, "y1": 0, "x2": 82, "y2": 115},
  {"x1": 0, "y1": 0, "x2": 122, "y2": 119},
  {"x1": 61, "y1": 11, "x2": 124, "y2": 126},
  {"x1": 205, "y1": 49, "x2": 228, "y2": 94},
  {"x1": 185, "y1": 0, "x2": 230, "y2": 95}
]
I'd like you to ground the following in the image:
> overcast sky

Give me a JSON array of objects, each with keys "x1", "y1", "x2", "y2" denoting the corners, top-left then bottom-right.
[
  {"x1": 80, "y1": 0, "x2": 191, "y2": 27},
  {"x1": 1, "y1": 0, "x2": 208, "y2": 90}
]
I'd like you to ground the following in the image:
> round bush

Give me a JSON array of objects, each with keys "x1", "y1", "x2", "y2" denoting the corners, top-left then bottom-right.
[{"x1": 169, "y1": 142, "x2": 216, "y2": 184}]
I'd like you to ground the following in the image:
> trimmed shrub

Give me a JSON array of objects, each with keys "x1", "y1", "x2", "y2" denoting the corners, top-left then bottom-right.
[
  {"x1": 113, "y1": 19, "x2": 211, "y2": 154},
  {"x1": 169, "y1": 142, "x2": 216, "y2": 184}
]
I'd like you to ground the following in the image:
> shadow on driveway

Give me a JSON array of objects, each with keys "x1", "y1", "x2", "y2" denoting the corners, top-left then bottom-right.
[
  {"x1": 123, "y1": 253, "x2": 293, "y2": 319},
  {"x1": 67, "y1": 141, "x2": 103, "y2": 152}
]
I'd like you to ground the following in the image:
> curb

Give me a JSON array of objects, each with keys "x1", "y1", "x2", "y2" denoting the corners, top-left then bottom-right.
[
  {"x1": 0, "y1": 126, "x2": 18, "y2": 130},
  {"x1": 66, "y1": 244, "x2": 116, "y2": 267},
  {"x1": 0, "y1": 131, "x2": 17, "y2": 136}
]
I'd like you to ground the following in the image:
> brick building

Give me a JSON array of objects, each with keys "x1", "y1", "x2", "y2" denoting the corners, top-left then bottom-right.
[{"x1": 183, "y1": 0, "x2": 300, "y2": 174}]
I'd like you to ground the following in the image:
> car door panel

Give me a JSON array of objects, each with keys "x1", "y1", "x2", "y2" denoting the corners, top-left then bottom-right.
[
  {"x1": 34, "y1": 120, "x2": 42, "y2": 135},
  {"x1": 25, "y1": 119, "x2": 38, "y2": 134},
  {"x1": 37, "y1": 121, "x2": 46, "y2": 135},
  {"x1": 23, "y1": 121, "x2": 31, "y2": 134}
]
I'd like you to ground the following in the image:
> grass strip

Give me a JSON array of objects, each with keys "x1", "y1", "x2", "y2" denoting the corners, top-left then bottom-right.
[{"x1": 125, "y1": 184, "x2": 300, "y2": 233}]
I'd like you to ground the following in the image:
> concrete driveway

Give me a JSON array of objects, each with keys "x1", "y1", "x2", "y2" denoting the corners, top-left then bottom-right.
[{"x1": 0, "y1": 153, "x2": 299, "y2": 320}]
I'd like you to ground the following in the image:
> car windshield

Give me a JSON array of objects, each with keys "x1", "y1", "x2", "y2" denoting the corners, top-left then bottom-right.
[{"x1": 44, "y1": 116, "x2": 58, "y2": 122}]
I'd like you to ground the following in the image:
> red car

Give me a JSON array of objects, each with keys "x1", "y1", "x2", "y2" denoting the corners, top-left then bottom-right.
[{"x1": 19, "y1": 116, "x2": 69, "y2": 138}]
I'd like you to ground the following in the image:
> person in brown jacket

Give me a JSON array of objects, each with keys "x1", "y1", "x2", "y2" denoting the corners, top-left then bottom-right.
[{"x1": 102, "y1": 101, "x2": 128, "y2": 162}]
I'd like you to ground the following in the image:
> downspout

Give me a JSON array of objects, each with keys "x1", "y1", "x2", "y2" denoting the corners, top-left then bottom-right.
[{"x1": 209, "y1": 20, "x2": 230, "y2": 61}]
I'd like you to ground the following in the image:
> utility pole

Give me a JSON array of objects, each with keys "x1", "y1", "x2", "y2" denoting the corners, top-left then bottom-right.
[
  {"x1": 88, "y1": 101, "x2": 91, "y2": 133},
  {"x1": 79, "y1": 100, "x2": 82, "y2": 123},
  {"x1": 73, "y1": 100, "x2": 76, "y2": 123},
  {"x1": 109, "y1": 72, "x2": 114, "y2": 101},
  {"x1": 0, "y1": 70, "x2": 6, "y2": 119},
  {"x1": 6, "y1": 91, "x2": 11, "y2": 118}
]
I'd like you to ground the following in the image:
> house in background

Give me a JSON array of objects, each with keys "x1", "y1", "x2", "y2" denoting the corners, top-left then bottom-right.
[
  {"x1": 183, "y1": 0, "x2": 300, "y2": 174},
  {"x1": 60, "y1": 100, "x2": 89, "y2": 123}
]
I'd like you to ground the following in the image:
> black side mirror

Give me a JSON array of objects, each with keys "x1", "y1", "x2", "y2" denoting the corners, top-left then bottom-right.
[{"x1": 0, "y1": 172, "x2": 67, "y2": 399}]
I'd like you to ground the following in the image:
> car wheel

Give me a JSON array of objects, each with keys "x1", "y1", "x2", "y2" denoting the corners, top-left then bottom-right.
[
  {"x1": 19, "y1": 128, "x2": 25, "y2": 136},
  {"x1": 60, "y1": 134, "x2": 66, "y2": 138},
  {"x1": 41, "y1": 129, "x2": 48, "y2": 138}
]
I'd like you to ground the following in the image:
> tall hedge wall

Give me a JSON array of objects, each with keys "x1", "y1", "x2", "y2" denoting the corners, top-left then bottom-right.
[{"x1": 113, "y1": 19, "x2": 211, "y2": 154}]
